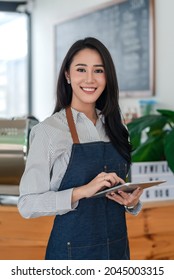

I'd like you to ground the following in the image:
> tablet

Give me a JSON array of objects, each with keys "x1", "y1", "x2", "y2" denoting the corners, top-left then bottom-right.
[{"x1": 93, "y1": 180, "x2": 166, "y2": 198}]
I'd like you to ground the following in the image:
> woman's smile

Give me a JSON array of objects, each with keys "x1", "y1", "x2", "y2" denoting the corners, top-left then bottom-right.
[{"x1": 80, "y1": 86, "x2": 97, "y2": 93}]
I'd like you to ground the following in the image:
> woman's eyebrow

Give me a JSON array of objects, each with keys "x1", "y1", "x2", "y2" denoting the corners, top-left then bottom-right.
[
  {"x1": 94, "y1": 64, "x2": 104, "y2": 67},
  {"x1": 75, "y1": 63, "x2": 87, "y2": 66},
  {"x1": 75, "y1": 63, "x2": 104, "y2": 67}
]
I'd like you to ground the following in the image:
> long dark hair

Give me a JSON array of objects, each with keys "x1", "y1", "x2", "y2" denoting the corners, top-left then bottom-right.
[{"x1": 53, "y1": 37, "x2": 131, "y2": 163}]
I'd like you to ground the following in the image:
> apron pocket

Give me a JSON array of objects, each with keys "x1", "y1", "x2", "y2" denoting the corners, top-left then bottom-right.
[
  {"x1": 108, "y1": 237, "x2": 130, "y2": 260},
  {"x1": 67, "y1": 240, "x2": 109, "y2": 260},
  {"x1": 66, "y1": 237, "x2": 130, "y2": 260}
]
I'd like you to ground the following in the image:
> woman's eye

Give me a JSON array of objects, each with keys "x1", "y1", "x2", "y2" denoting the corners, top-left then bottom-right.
[
  {"x1": 95, "y1": 69, "x2": 104, "y2": 73},
  {"x1": 77, "y1": 68, "x2": 86, "y2": 72}
]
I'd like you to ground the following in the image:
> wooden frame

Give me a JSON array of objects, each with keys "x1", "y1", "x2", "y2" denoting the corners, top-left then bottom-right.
[{"x1": 54, "y1": 0, "x2": 155, "y2": 98}]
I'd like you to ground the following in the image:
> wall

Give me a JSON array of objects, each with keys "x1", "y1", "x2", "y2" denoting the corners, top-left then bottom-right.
[
  {"x1": 32, "y1": 0, "x2": 174, "y2": 121},
  {"x1": 155, "y1": 0, "x2": 174, "y2": 108}
]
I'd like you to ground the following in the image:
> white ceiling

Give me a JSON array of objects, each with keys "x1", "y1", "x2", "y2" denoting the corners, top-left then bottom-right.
[
  {"x1": 0, "y1": 1, "x2": 29, "y2": 25},
  {"x1": 0, "y1": 0, "x2": 29, "y2": 3},
  {"x1": 0, "y1": 0, "x2": 27, "y2": 2}
]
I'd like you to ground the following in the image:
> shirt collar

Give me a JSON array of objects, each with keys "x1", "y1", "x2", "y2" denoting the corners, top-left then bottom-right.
[
  {"x1": 71, "y1": 107, "x2": 105, "y2": 125},
  {"x1": 96, "y1": 109, "x2": 105, "y2": 124},
  {"x1": 70, "y1": 107, "x2": 80, "y2": 125}
]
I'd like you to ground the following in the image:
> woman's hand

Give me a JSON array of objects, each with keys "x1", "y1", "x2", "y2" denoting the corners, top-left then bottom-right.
[
  {"x1": 106, "y1": 187, "x2": 143, "y2": 208},
  {"x1": 72, "y1": 172, "x2": 125, "y2": 203}
]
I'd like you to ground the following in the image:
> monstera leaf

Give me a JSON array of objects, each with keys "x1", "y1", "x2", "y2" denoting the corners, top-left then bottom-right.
[{"x1": 127, "y1": 109, "x2": 174, "y2": 173}]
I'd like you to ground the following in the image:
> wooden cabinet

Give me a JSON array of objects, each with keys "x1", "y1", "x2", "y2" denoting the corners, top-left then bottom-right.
[
  {"x1": 127, "y1": 202, "x2": 174, "y2": 260},
  {"x1": 0, "y1": 202, "x2": 174, "y2": 260}
]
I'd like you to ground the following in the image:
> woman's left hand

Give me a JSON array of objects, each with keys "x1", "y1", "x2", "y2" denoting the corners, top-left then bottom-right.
[{"x1": 106, "y1": 187, "x2": 143, "y2": 208}]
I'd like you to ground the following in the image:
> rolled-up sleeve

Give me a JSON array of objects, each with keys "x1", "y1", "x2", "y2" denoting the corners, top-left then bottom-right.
[{"x1": 125, "y1": 201, "x2": 142, "y2": 216}]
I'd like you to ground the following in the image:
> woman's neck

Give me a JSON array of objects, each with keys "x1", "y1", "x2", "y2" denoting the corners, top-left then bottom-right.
[{"x1": 71, "y1": 104, "x2": 98, "y2": 125}]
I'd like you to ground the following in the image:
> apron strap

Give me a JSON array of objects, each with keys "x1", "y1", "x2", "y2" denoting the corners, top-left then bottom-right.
[{"x1": 66, "y1": 107, "x2": 80, "y2": 144}]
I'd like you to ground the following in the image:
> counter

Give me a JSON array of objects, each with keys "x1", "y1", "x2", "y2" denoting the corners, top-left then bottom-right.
[
  {"x1": 0, "y1": 200, "x2": 174, "y2": 260},
  {"x1": 127, "y1": 200, "x2": 174, "y2": 260}
]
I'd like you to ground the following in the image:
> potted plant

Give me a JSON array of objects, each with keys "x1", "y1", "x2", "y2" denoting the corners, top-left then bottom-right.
[{"x1": 127, "y1": 109, "x2": 174, "y2": 173}]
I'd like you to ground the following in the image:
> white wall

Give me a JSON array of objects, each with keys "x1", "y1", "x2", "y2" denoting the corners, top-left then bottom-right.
[
  {"x1": 32, "y1": 0, "x2": 174, "y2": 121},
  {"x1": 155, "y1": 0, "x2": 174, "y2": 107}
]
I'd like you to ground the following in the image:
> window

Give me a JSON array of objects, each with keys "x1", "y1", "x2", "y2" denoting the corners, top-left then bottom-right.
[{"x1": 0, "y1": 8, "x2": 29, "y2": 118}]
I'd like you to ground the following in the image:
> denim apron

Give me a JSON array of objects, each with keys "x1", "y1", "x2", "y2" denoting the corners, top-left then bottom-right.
[{"x1": 45, "y1": 107, "x2": 130, "y2": 260}]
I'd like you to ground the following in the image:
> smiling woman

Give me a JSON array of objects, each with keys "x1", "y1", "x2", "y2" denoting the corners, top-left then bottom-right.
[{"x1": 18, "y1": 37, "x2": 143, "y2": 260}]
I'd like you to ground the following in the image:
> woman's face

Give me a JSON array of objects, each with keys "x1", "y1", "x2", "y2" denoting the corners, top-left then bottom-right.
[{"x1": 66, "y1": 48, "x2": 106, "y2": 110}]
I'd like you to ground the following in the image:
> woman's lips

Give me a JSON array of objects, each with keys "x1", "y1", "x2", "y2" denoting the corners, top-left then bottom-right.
[{"x1": 81, "y1": 87, "x2": 96, "y2": 93}]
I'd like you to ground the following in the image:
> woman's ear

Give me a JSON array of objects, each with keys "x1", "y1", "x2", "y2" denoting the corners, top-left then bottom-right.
[{"x1": 65, "y1": 71, "x2": 71, "y2": 84}]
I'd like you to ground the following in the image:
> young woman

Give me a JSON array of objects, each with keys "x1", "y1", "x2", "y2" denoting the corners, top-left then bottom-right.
[{"x1": 18, "y1": 37, "x2": 143, "y2": 260}]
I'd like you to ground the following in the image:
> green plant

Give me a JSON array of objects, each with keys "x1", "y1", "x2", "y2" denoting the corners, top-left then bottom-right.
[{"x1": 127, "y1": 109, "x2": 174, "y2": 173}]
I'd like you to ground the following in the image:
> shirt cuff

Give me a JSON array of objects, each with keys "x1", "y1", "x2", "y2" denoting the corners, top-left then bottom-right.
[
  {"x1": 125, "y1": 201, "x2": 142, "y2": 216},
  {"x1": 55, "y1": 188, "x2": 79, "y2": 215}
]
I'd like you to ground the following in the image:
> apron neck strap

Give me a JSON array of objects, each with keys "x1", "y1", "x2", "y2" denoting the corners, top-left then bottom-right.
[{"x1": 66, "y1": 107, "x2": 80, "y2": 144}]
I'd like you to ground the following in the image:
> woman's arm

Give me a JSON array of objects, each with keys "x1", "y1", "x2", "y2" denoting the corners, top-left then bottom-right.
[{"x1": 18, "y1": 124, "x2": 77, "y2": 218}]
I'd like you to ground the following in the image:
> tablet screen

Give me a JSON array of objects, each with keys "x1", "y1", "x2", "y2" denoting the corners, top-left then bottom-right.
[{"x1": 93, "y1": 180, "x2": 166, "y2": 198}]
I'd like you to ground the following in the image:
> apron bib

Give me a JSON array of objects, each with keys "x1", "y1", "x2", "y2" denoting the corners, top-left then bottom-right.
[{"x1": 45, "y1": 107, "x2": 130, "y2": 260}]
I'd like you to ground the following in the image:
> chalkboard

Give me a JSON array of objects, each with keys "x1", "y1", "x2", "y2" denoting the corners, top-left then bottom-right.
[{"x1": 55, "y1": 0, "x2": 155, "y2": 97}]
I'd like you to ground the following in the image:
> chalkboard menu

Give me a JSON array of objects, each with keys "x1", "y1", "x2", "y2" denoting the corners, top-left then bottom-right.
[{"x1": 55, "y1": 0, "x2": 155, "y2": 97}]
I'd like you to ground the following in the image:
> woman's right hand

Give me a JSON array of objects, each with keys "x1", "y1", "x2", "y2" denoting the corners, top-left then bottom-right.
[{"x1": 72, "y1": 172, "x2": 125, "y2": 203}]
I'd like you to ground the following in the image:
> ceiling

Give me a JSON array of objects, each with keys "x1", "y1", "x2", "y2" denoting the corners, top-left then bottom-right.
[
  {"x1": 0, "y1": 1, "x2": 29, "y2": 25},
  {"x1": 0, "y1": 0, "x2": 29, "y2": 5}
]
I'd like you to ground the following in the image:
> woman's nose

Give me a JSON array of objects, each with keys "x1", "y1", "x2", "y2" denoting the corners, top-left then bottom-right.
[{"x1": 85, "y1": 71, "x2": 94, "y2": 83}]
